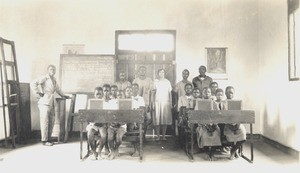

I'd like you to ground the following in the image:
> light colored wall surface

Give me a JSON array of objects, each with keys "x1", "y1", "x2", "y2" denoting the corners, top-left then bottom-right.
[
  {"x1": 1, "y1": 0, "x2": 260, "y2": 138},
  {"x1": 258, "y1": 0, "x2": 300, "y2": 151}
]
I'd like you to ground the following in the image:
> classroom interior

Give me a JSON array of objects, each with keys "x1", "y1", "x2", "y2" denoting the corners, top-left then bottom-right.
[{"x1": 1, "y1": 0, "x2": 300, "y2": 171}]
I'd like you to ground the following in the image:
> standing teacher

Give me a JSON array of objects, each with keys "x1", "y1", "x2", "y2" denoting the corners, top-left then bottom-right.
[
  {"x1": 31, "y1": 65, "x2": 70, "y2": 146},
  {"x1": 153, "y1": 69, "x2": 172, "y2": 141}
]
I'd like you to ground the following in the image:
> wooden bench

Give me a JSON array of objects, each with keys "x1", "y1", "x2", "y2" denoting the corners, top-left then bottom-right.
[
  {"x1": 78, "y1": 109, "x2": 144, "y2": 161},
  {"x1": 186, "y1": 110, "x2": 255, "y2": 163}
]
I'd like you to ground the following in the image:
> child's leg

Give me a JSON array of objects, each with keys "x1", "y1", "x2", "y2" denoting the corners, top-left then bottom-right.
[
  {"x1": 154, "y1": 125, "x2": 160, "y2": 140},
  {"x1": 98, "y1": 127, "x2": 107, "y2": 159},
  {"x1": 230, "y1": 140, "x2": 245, "y2": 160},
  {"x1": 204, "y1": 146, "x2": 211, "y2": 161},
  {"x1": 161, "y1": 125, "x2": 167, "y2": 140},
  {"x1": 114, "y1": 127, "x2": 127, "y2": 157},
  {"x1": 87, "y1": 129, "x2": 98, "y2": 159},
  {"x1": 131, "y1": 142, "x2": 140, "y2": 157},
  {"x1": 210, "y1": 146, "x2": 217, "y2": 161},
  {"x1": 107, "y1": 127, "x2": 116, "y2": 160}
]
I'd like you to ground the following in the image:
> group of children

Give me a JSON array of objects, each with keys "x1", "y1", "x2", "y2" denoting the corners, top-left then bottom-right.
[
  {"x1": 176, "y1": 68, "x2": 246, "y2": 161},
  {"x1": 85, "y1": 66, "x2": 247, "y2": 161},
  {"x1": 86, "y1": 83, "x2": 146, "y2": 160}
]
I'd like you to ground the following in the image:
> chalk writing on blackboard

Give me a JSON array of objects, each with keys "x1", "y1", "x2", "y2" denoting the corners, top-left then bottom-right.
[{"x1": 60, "y1": 55, "x2": 115, "y2": 93}]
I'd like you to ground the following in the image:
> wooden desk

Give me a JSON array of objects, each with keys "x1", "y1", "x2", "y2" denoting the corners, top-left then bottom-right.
[
  {"x1": 78, "y1": 109, "x2": 144, "y2": 161},
  {"x1": 186, "y1": 110, "x2": 255, "y2": 163}
]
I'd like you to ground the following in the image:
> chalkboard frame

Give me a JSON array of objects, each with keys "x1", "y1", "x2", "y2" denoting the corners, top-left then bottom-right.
[{"x1": 59, "y1": 54, "x2": 116, "y2": 94}]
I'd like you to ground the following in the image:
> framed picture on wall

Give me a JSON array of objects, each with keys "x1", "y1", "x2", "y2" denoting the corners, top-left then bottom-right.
[
  {"x1": 205, "y1": 47, "x2": 228, "y2": 80},
  {"x1": 62, "y1": 44, "x2": 85, "y2": 55}
]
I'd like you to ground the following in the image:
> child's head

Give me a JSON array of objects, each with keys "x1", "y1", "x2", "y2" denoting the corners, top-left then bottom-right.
[
  {"x1": 202, "y1": 87, "x2": 212, "y2": 99},
  {"x1": 94, "y1": 86, "x2": 103, "y2": 99},
  {"x1": 118, "y1": 72, "x2": 126, "y2": 81},
  {"x1": 210, "y1": 82, "x2": 219, "y2": 96},
  {"x1": 215, "y1": 88, "x2": 224, "y2": 102},
  {"x1": 116, "y1": 90, "x2": 124, "y2": 99},
  {"x1": 182, "y1": 69, "x2": 189, "y2": 80},
  {"x1": 124, "y1": 86, "x2": 133, "y2": 98},
  {"x1": 184, "y1": 83, "x2": 193, "y2": 96},
  {"x1": 102, "y1": 84, "x2": 111, "y2": 98},
  {"x1": 192, "y1": 87, "x2": 201, "y2": 98},
  {"x1": 110, "y1": 85, "x2": 118, "y2": 98},
  {"x1": 132, "y1": 83, "x2": 139, "y2": 96},
  {"x1": 225, "y1": 86, "x2": 235, "y2": 100}
]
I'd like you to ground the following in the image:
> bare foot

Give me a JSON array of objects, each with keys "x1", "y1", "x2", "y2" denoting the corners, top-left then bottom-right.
[
  {"x1": 131, "y1": 152, "x2": 139, "y2": 157},
  {"x1": 235, "y1": 151, "x2": 241, "y2": 159},
  {"x1": 204, "y1": 154, "x2": 212, "y2": 161},
  {"x1": 107, "y1": 152, "x2": 115, "y2": 160},
  {"x1": 229, "y1": 153, "x2": 235, "y2": 160},
  {"x1": 90, "y1": 154, "x2": 98, "y2": 161},
  {"x1": 98, "y1": 154, "x2": 105, "y2": 160},
  {"x1": 210, "y1": 156, "x2": 217, "y2": 161},
  {"x1": 105, "y1": 148, "x2": 110, "y2": 155}
]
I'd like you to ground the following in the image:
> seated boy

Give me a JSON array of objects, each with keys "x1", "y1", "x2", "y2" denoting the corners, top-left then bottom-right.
[
  {"x1": 85, "y1": 86, "x2": 109, "y2": 160},
  {"x1": 177, "y1": 83, "x2": 195, "y2": 127},
  {"x1": 106, "y1": 85, "x2": 127, "y2": 160},
  {"x1": 223, "y1": 86, "x2": 246, "y2": 160},
  {"x1": 127, "y1": 83, "x2": 146, "y2": 157},
  {"x1": 195, "y1": 87, "x2": 221, "y2": 161}
]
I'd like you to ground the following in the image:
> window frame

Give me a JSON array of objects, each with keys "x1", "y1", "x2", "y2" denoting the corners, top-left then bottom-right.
[{"x1": 288, "y1": 0, "x2": 300, "y2": 81}]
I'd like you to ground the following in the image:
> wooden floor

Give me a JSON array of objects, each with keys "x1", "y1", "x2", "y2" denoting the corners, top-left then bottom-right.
[{"x1": 0, "y1": 136, "x2": 299, "y2": 173}]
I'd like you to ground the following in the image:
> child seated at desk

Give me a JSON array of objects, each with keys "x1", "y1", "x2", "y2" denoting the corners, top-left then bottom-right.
[
  {"x1": 177, "y1": 83, "x2": 195, "y2": 126},
  {"x1": 117, "y1": 89, "x2": 125, "y2": 99},
  {"x1": 126, "y1": 83, "x2": 146, "y2": 157},
  {"x1": 107, "y1": 85, "x2": 127, "y2": 160},
  {"x1": 192, "y1": 87, "x2": 201, "y2": 99},
  {"x1": 195, "y1": 87, "x2": 221, "y2": 161},
  {"x1": 223, "y1": 86, "x2": 246, "y2": 160},
  {"x1": 213, "y1": 88, "x2": 230, "y2": 154},
  {"x1": 85, "y1": 86, "x2": 109, "y2": 160}
]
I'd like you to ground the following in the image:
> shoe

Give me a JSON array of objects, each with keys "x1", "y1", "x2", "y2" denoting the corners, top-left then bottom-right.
[
  {"x1": 155, "y1": 136, "x2": 160, "y2": 141},
  {"x1": 161, "y1": 137, "x2": 167, "y2": 141},
  {"x1": 42, "y1": 141, "x2": 54, "y2": 146}
]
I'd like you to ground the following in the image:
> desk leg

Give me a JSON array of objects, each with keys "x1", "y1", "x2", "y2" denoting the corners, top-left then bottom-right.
[
  {"x1": 241, "y1": 124, "x2": 254, "y2": 163},
  {"x1": 250, "y1": 124, "x2": 254, "y2": 162},
  {"x1": 80, "y1": 121, "x2": 83, "y2": 160},
  {"x1": 191, "y1": 124, "x2": 194, "y2": 161},
  {"x1": 139, "y1": 123, "x2": 143, "y2": 161}
]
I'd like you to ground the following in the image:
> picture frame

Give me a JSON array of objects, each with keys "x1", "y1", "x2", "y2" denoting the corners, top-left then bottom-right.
[
  {"x1": 205, "y1": 47, "x2": 228, "y2": 80},
  {"x1": 62, "y1": 44, "x2": 85, "y2": 55}
]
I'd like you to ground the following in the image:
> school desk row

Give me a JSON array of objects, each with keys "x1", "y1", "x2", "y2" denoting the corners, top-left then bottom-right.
[{"x1": 78, "y1": 108, "x2": 255, "y2": 163}]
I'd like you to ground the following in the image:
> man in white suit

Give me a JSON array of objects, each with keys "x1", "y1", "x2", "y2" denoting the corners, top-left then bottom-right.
[{"x1": 31, "y1": 65, "x2": 69, "y2": 146}]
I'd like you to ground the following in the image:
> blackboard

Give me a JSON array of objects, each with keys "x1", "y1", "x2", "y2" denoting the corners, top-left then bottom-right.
[{"x1": 60, "y1": 54, "x2": 116, "y2": 93}]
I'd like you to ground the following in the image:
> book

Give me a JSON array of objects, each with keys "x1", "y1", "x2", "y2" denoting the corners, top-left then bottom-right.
[
  {"x1": 227, "y1": 100, "x2": 242, "y2": 110},
  {"x1": 88, "y1": 99, "x2": 103, "y2": 109},
  {"x1": 197, "y1": 99, "x2": 213, "y2": 110}
]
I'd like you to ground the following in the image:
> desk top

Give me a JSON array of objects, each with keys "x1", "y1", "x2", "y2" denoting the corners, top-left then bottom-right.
[
  {"x1": 187, "y1": 110, "x2": 255, "y2": 124},
  {"x1": 78, "y1": 109, "x2": 144, "y2": 123}
]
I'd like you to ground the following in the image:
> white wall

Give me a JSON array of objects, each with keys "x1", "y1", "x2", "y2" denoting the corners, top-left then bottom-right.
[
  {"x1": 258, "y1": 0, "x2": 300, "y2": 151},
  {"x1": 1, "y1": 0, "x2": 260, "y2": 134}
]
